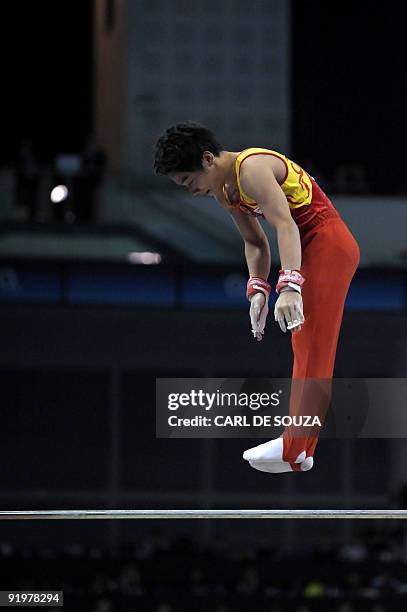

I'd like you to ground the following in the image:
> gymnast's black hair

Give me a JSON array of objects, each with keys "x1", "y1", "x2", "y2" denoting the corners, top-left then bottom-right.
[{"x1": 153, "y1": 120, "x2": 223, "y2": 175}]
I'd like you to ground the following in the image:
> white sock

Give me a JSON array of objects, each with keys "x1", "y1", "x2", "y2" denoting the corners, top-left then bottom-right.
[
  {"x1": 300, "y1": 456, "x2": 314, "y2": 471},
  {"x1": 243, "y1": 438, "x2": 306, "y2": 464},
  {"x1": 249, "y1": 460, "x2": 293, "y2": 473},
  {"x1": 248, "y1": 456, "x2": 314, "y2": 474}
]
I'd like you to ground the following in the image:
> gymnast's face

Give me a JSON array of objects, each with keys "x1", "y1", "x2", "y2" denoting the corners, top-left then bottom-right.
[{"x1": 170, "y1": 151, "x2": 223, "y2": 197}]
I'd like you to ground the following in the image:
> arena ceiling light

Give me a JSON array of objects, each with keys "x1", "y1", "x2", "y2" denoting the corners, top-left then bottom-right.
[
  {"x1": 50, "y1": 185, "x2": 69, "y2": 203},
  {"x1": 127, "y1": 252, "x2": 162, "y2": 265}
]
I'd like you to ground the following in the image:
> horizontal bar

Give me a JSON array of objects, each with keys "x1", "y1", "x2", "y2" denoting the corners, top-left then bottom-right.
[{"x1": 0, "y1": 509, "x2": 406, "y2": 520}]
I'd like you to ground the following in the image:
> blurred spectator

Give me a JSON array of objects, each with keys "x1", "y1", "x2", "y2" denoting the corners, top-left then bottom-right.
[
  {"x1": 49, "y1": 137, "x2": 106, "y2": 224},
  {"x1": 90, "y1": 572, "x2": 108, "y2": 596},
  {"x1": 119, "y1": 563, "x2": 144, "y2": 595},
  {"x1": 0, "y1": 541, "x2": 13, "y2": 557},
  {"x1": 236, "y1": 566, "x2": 260, "y2": 594},
  {"x1": 2, "y1": 527, "x2": 407, "y2": 608},
  {"x1": 338, "y1": 540, "x2": 367, "y2": 562},
  {"x1": 15, "y1": 139, "x2": 40, "y2": 221},
  {"x1": 190, "y1": 568, "x2": 207, "y2": 595},
  {"x1": 345, "y1": 571, "x2": 362, "y2": 597},
  {"x1": 154, "y1": 604, "x2": 172, "y2": 612},
  {"x1": 92, "y1": 597, "x2": 114, "y2": 612},
  {"x1": 303, "y1": 579, "x2": 325, "y2": 598},
  {"x1": 0, "y1": 164, "x2": 15, "y2": 221},
  {"x1": 51, "y1": 152, "x2": 81, "y2": 223},
  {"x1": 74, "y1": 135, "x2": 107, "y2": 223},
  {"x1": 336, "y1": 603, "x2": 354, "y2": 612}
]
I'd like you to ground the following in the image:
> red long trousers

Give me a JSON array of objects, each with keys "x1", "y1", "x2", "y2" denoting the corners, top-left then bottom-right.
[{"x1": 283, "y1": 210, "x2": 361, "y2": 465}]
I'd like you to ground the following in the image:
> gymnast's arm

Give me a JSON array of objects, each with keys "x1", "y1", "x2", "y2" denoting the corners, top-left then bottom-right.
[
  {"x1": 231, "y1": 209, "x2": 271, "y2": 279},
  {"x1": 214, "y1": 194, "x2": 271, "y2": 279},
  {"x1": 238, "y1": 157, "x2": 301, "y2": 270},
  {"x1": 238, "y1": 156, "x2": 304, "y2": 332}
]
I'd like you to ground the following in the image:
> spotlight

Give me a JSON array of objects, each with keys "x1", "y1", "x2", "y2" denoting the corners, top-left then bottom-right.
[
  {"x1": 50, "y1": 185, "x2": 69, "y2": 203},
  {"x1": 127, "y1": 252, "x2": 162, "y2": 265}
]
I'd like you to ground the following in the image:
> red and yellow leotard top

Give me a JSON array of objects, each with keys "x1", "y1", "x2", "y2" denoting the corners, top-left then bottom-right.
[{"x1": 223, "y1": 147, "x2": 339, "y2": 232}]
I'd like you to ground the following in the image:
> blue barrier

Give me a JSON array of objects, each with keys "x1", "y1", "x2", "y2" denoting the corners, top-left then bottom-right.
[{"x1": 0, "y1": 260, "x2": 406, "y2": 311}]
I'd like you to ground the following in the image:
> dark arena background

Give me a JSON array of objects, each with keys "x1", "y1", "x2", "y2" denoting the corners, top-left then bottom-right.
[{"x1": 1, "y1": 1, "x2": 407, "y2": 611}]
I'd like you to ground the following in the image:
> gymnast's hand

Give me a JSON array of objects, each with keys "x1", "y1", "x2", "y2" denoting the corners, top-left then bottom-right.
[
  {"x1": 274, "y1": 290, "x2": 304, "y2": 333},
  {"x1": 249, "y1": 292, "x2": 269, "y2": 341}
]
